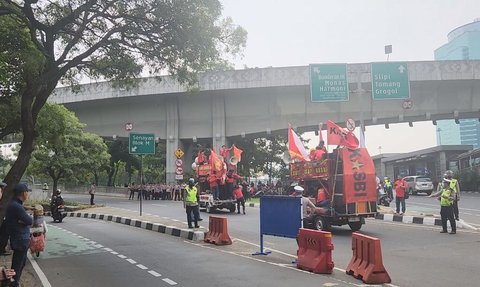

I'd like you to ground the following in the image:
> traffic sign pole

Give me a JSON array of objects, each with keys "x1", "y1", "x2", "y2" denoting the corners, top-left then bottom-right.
[{"x1": 140, "y1": 155, "x2": 143, "y2": 216}]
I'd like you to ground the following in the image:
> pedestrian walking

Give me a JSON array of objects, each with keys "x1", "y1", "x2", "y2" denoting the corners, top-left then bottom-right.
[
  {"x1": 88, "y1": 182, "x2": 96, "y2": 205},
  {"x1": 394, "y1": 175, "x2": 408, "y2": 215},
  {"x1": 0, "y1": 182, "x2": 12, "y2": 256},
  {"x1": 430, "y1": 178, "x2": 456, "y2": 234},
  {"x1": 183, "y1": 179, "x2": 200, "y2": 228},
  {"x1": 444, "y1": 170, "x2": 460, "y2": 220},
  {"x1": 5, "y1": 183, "x2": 33, "y2": 287}
]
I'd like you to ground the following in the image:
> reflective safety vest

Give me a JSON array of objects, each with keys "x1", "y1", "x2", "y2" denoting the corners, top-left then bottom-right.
[
  {"x1": 185, "y1": 186, "x2": 198, "y2": 204},
  {"x1": 440, "y1": 188, "x2": 453, "y2": 207},
  {"x1": 449, "y1": 179, "x2": 458, "y2": 194}
]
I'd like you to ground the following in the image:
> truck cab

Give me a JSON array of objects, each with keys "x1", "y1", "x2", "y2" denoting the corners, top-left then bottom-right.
[{"x1": 291, "y1": 147, "x2": 377, "y2": 231}]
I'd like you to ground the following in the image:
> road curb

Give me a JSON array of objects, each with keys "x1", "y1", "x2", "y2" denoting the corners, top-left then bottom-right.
[
  {"x1": 375, "y1": 213, "x2": 477, "y2": 230},
  {"x1": 45, "y1": 211, "x2": 205, "y2": 241}
]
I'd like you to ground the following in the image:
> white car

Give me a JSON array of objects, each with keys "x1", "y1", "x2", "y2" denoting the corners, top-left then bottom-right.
[{"x1": 403, "y1": 176, "x2": 434, "y2": 195}]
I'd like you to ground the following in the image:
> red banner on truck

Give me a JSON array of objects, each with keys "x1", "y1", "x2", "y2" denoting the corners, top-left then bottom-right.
[
  {"x1": 342, "y1": 148, "x2": 377, "y2": 204},
  {"x1": 290, "y1": 160, "x2": 330, "y2": 179}
]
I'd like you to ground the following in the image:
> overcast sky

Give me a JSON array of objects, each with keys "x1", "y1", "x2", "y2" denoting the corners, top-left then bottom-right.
[{"x1": 221, "y1": 0, "x2": 479, "y2": 155}]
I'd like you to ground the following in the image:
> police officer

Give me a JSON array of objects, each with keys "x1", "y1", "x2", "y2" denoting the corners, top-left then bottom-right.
[
  {"x1": 430, "y1": 179, "x2": 456, "y2": 234},
  {"x1": 183, "y1": 178, "x2": 200, "y2": 228},
  {"x1": 383, "y1": 177, "x2": 393, "y2": 200},
  {"x1": 444, "y1": 170, "x2": 460, "y2": 220}
]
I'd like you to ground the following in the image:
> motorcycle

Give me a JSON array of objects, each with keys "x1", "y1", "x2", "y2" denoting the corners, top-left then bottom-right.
[
  {"x1": 377, "y1": 188, "x2": 392, "y2": 207},
  {"x1": 51, "y1": 193, "x2": 66, "y2": 222}
]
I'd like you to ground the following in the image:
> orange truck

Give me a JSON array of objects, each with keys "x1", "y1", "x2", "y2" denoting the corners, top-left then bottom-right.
[{"x1": 290, "y1": 146, "x2": 377, "y2": 231}]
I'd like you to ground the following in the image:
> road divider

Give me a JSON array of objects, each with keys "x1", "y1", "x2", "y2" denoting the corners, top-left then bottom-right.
[
  {"x1": 204, "y1": 216, "x2": 232, "y2": 245},
  {"x1": 46, "y1": 211, "x2": 205, "y2": 241},
  {"x1": 346, "y1": 232, "x2": 391, "y2": 284},
  {"x1": 296, "y1": 228, "x2": 334, "y2": 274}
]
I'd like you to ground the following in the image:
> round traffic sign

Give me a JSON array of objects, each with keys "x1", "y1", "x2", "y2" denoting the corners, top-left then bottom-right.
[
  {"x1": 345, "y1": 118, "x2": 356, "y2": 131},
  {"x1": 175, "y1": 167, "x2": 183, "y2": 175},
  {"x1": 175, "y1": 159, "x2": 183, "y2": 166},
  {"x1": 402, "y1": 99, "x2": 413, "y2": 110},
  {"x1": 125, "y1": 123, "x2": 133, "y2": 131}
]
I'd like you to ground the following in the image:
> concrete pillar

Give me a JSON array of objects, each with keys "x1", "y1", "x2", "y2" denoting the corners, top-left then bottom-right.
[
  {"x1": 211, "y1": 94, "x2": 228, "y2": 154},
  {"x1": 165, "y1": 98, "x2": 181, "y2": 183},
  {"x1": 439, "y1": 151, "x2": 447, "y2": 175}
]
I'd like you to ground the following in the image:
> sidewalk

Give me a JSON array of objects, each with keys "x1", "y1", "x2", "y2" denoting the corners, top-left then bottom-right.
[{"x1": 0, "y1": 251, "x2": 40, "y2": 287}]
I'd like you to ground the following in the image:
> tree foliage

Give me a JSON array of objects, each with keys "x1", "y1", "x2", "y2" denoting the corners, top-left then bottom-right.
[
  {"x1": 0, "y1": 0, "x2": 246, "y2": 213},
  {"x1": 27, "y1": 104, "x2": 110, "y2": 192}
]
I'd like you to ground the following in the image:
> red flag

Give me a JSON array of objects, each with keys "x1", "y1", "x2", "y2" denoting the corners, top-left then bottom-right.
[
  {"x1": 288, "y1": 125, "x2": 310, "y2": 161},
  {"x1": 232, "y1": 145, "x2": 243, "y2": 162},
  {"x1": 326, "y1": 120, "x2": 346, "y2": 145},
  {"x1": 209, "y1": 149, "x2": 225, "y2": 174},
  {"x1": 326, "y1": 120, "x2": 359, "y2": 149}
]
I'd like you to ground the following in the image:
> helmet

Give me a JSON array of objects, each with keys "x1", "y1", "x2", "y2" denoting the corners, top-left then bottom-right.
[
  {"x1": 56, "y1": 189, "x2": 62, "y2": 194},
  {"x1": 445, "y1": 170, "x2": 453, "y2": 177},
  {"x1": 188, "y1": 178, "x2": 195, "y2": 184}
]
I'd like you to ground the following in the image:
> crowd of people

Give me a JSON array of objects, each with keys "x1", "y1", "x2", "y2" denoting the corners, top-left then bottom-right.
[{"x1": 127, "y1": 183, "x2": 185, "y2": 201}]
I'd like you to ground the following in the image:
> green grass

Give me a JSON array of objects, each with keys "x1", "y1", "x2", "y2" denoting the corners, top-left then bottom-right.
[{"x1": 246, "y1": 197, "x2": 259, "y2": 204}]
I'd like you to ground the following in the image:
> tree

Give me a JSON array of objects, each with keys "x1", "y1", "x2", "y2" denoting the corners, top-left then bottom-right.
[
  {"x1": 0, "y1": 1, "x2": 246, "y2": 211},
  {"x1": 27, "y1": 104, "x2": 110, "y2": 193},
  {"x1": 0, "y1": 16, "x2": 44, "y2": 140},
  {"x1": 106, "y1": 140, "x2": 140, "y2": 186}
]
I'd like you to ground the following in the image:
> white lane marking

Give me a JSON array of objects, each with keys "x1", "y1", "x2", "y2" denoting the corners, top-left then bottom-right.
[
  {"x1": 94, "y1": 244, "x2": 104, "y2": 248},
  {"x1": 111, "y1": 251, "x2": 119, "y2": 255},
  {"x1": 126, "y1": 259, "x2": 137, "y2": 264},
  {"x1": 148, "y1": 270, "x2": 162, "y2": 277},
  {"x1": 117, "y1": 254, "x2": 127, "y2": 259},
  {"x1": 136, "y1": 264, "x2": 148, "y2": 270},
  {"x1": 27, "y1": 253, "x2": 53, "y2": 287},
  {"x1": 162, "y1": 278, "x2": 177, "y2": 285},
  {"x1": 183, "y1": 241, "x2": 366, "y2": 287},
  {"x1": 89, "y1": 241, "x2": 97, "y2": 244},
  {"x1": 103, "y1": 248, "x2": 113, "y2": 252}
]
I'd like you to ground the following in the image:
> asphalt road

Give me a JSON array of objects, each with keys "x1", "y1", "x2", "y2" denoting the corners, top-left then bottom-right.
[
  {"x1": 58, "y1": 193, "x2": 480, "y2": 287},
  {"x1": 37, "y1": 217, "x2": 376, "y2": 287}
]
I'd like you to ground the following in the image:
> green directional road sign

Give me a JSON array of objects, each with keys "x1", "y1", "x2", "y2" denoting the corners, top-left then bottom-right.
[
  {"x1": 371, "y1": 62, "x2": 410, "y2": 100},
  {"x1": 129, "y1": 133, "x2": 156, "y2": 155},
  {"x1": 310, "y1": 64, "x2": 349, "y2": 102}
]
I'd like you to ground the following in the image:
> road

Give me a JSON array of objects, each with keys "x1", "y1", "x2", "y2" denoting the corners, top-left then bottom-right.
[
  {"x1": 54, "y1": 193, "x2": 480, "y2": 287},
  {"x1": 38, "y1": 217, "x2": 374, "y2": 287}
]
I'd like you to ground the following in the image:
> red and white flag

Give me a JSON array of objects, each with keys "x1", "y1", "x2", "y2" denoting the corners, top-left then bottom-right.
[{"x1": 288, "y1": 125, "x2": 310, "y2": 161}]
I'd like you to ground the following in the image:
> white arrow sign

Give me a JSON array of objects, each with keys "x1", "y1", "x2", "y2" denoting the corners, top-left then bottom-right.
[{"x1": 398, "y1": 65, "x2": 406, "y2": 73}]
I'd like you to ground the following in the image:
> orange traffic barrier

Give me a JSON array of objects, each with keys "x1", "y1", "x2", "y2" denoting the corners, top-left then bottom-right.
[
  {"x1": 346, "y1": 232, "x2": 391, "y2": 284},
  {"x1": 204, "y1": 216, "x2": 232, "y2": 245},
  {"x1": 296, "y1": 228, "x2": 334, "y2": 274}
]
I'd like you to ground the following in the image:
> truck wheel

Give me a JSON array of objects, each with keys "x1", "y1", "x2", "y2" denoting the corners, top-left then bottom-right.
[
  {"x1": 229, "y1": 205, "x2": 236, "y2": 213},
  {"x1": 426, "y1": 190, "x2": 432, "y2": 196},
  {"x1": 314, "y1": 216, "x2": 328, "y2": 231},
  {"x1": 348, "y1": 222, "x2": 362, "y2": 232}
]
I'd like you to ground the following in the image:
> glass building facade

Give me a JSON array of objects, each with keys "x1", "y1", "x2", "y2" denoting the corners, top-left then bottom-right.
[{"x1": 434, "y1": 19, "x2": 480, "y2": 148}]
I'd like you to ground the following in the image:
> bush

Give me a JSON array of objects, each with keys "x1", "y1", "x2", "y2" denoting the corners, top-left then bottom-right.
[{"x1": 456, "y1": 169, "x2": 480, "y2": 191}]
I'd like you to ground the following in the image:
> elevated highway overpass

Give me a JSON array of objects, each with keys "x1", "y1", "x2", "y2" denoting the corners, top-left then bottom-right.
[{"x1": 51, "y1": 60, "x2": 480, "y2": 182}]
